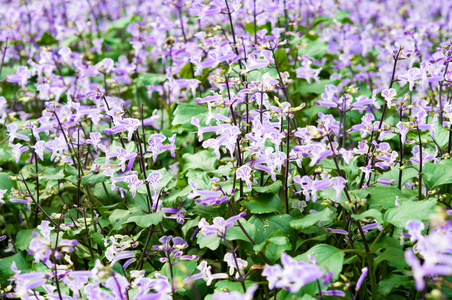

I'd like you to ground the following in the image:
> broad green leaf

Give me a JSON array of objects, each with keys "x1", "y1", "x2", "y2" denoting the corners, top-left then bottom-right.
[
  {"x1": 123, "y1": 211, "x2": 164, "y2": 228},
  {"x1": 253, "y1": 180, "x2": 282, "y2": 194},
  {"x1": 107, "y1": 16, "x2": 134, "y2": 31},
  {"x1": 15, "y1": 229, "x2": 35, "y2": 251},
  {"x1": 244, "y1": 194, "x2": 282, "y2": 214},
  {"x1": 274, "y1": 48, "x2": 289, "y2": 72},
  {"x1": 297, "y1": 38, "x2": 328, "y2": 59},
  {"x1": 379, "y1": 275, "x2": 412, "y2": 296},
  {"x1": 0, "y1": 66, "x2": 16, "y2": 81},
  {"x1": 172, "y1": 102, "x2": 208, "y2": 127},
  {"x1": 253, "y1": 230, "x2": 292, "y2": 263},
  {"x1": 37, "y1": 32, "x2": 57, "y2": 46},
  {"x1": 295, "y1": 79, "x2": 339, "y2": 95},
  {"x1": 352, "y1": 209, "x2": 383, "y2": 224},
  {"x1": 197, "y1": 234, "x2": 220, "y2": 250},
  {"x1": 0, "y1": 172, "x2": 16, "y2": 193},
  {"x1": 182, "y1": 150, "x2": 217, "y2": 171},
  {"x1": 180, "y1": 63, "x2": 194, "y2": 79},
  {"x1": 161, "y1": 260, "x2": 198, "y2": 280},
  {"x1": 215, "y1": 280, "x2": 256, "y2": 292},
  {"x1": 295, "y1": 244, "x2": 344, "y2": 280},
  {"x1": 312, "y1": 16, "x2": 332, "y2": 27},
  {"x1": 378, "y1": 167, "x2": 418, "y2": 188},
  {"x1": 227, "y1": 220, "x2": 256, "y2": 242},
  {"x1": 335, "y1": 10, "x2": 354, "y2": 24},
  {"x1": 0, "y1": 252, "x2": 31, "y2": 286},
  {"x1": 384, "y1": 199, "x2": 437, "y2": 228},
  {"x1": 108, "y1": 209, "x2": 131, "y2": 230},
  {"x1": 182, "y1": 216, "x2": 200, "y2": 238},
  {"x1": 134, "y1": 72, "x2": 167, "y2": 86},
  {"x1": 423, "y1": 162, "x2": 452, "y2": 190},
  {"x1": 290, "y1": 208, "x2": 335, "y2": 230},
  {"x1": 367, "y1": 186, "x2": 415, "y2": 209},
  {"x1": 432, "y1": 120, "x2": 449, "y2": 148},
  {"x1": 81, "y1": 171, "x2": 108, "y2": 185},
  {"x1": 374, "y1": 247, "x2": 409, "y2": 269},
  {"x1": 249, "y1": 214, "x2": 295, "y2": 244}
]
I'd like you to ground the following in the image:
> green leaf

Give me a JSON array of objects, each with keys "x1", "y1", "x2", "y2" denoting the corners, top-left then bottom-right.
[
  {"x1": 197, "y1": 234, "x2": 220, "y2": 250},
  {"x1": 384, "y1": 199, "x2": 437, "y2": 228},
  {"x1": 295, "y1": 244, "x2": 344, "y2": 280},
  {"x1": 367, "y1": 186, "x2": 415, "y2": 209},
  {"x1": 182, "y1": 150, "x2": 217, "y2": 171},
  {"x1": 295, "y1": 79, "x2": 339, "y2": 95},
  {"x1": 36, "y1": 32, "x2": 57, "y2": 46},
  {"x1": 244, "y1": 194, "x2": 282, "y2": 214},
  {"x1": 81, "y1": 172, "x2": 108, "y2": 185},
  {"x1": 423, "y1": 162, "x2": 452, "y2": 190},
  {"x1": 134, "y1": 72, "x2": 167, "y2": 86},
  {"x1": 374, "y1": 247, "x2": 409, "y2": 269},
  {"x1": 253, "y1": 180, "x2": 282, "y2": 194},
  {"x1": 161, "y1": 260, "x2": 198, "y2": 280},
  {"x1": 182, "y1": 216, "x2": 200, "y2": 238},
  {"x1": 107, "y1": 17, "x2": 134, "y2": 31},
  {"x1": 335, "y1": 10, "x2": 354, "y2": 24},
  {"x1": 172, "y1": 102, "x2": 208, "y2": 127},
  {"x1": 215, "y1": 280, "x2": 256, "y2": 292},
  {"x1": 274, "y1": 48, "x2": 289, "y2": 72},
  {"x1": 312, "y1": 16, "x2": 332, "y2": 27},
  {"x1": 0, "y1": 66, "x2": 15, "y2": 81},
  {"x1": 432, "y1": 120, "x2": 449, "y2": 148},
  {"x1": 379, "y1": 275, "x2": 412, "y2": 296},
  {"x1": 0, "y1": 252, "x2": 31, "y2": 286},
  {"x1": 15, "y1": 229, "x2": 35, "y2": 251},
  {"x1": 290, "y1": 208, "x2": 335, "y2": 230},
  {"x1": 249, "y1": 214, "x2": 295, "y2": 244},
  {"x1": 297, "y1": 38, "x2": 328, "y2": 59},
  {"x1": 123, "y1": 211, "x2": 164, "y2": 228},
  {"x1": 0, "y1": 172, "x2": 16, "y2": 193},
  {"x1": 378, "y1": 167, "x2": 418, "y2": 188},
  {"x1": 180, "y1": 63, "x2": 194, "y2": 79},
  {"x1": 227, "y1": 219, "x2": 256, "y2": 242},
  {"x1": 253, "y1": 230, "x2": 292, "y2": 263},
  {"x1": 352, "y1": 209, "x2": 383, "y2": 224},
  {"x1": 108, "y1": 209, "x2": 131, "y2": 230}
]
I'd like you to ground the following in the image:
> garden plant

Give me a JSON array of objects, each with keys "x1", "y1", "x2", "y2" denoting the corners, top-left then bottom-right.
[{"x1": 0, "y1": 0, "x2": 452, "y2": 299}]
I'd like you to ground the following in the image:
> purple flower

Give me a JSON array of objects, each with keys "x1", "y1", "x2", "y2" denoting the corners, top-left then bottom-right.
[
  {"x1": 147, "y1": 134, "x2": 177, "y2": 162},
  {"x1": 262, "y1": 252, "x2": 325, "y2": 293},
  {"x1": 398, "y1": 68, "x2": 422, "y2": 91},
  {"x1": 124, "y1": 175, "x2": 143, "y2": 198},
  {"x1": 296, "y1": 56, "x2": 322, "y2": 84},
  {"x1": 236, "y1": 165, "x2": 253, "y2": 188},
  {"x1": 6, "y1": 66, "x2": 31, "y2": 88},
  {"x1": 326, "y1": 228, "x2": 348, "y2": 235},
  {"x1": 198, "y1": 212, "x2": 246, "y2": 239},
  {"x1": 10, "y1": 143, "x2": 29, "y2": 163},
  {"x1": 184, "y1": 261, "x2": 228, "y2": 286},
  {"x1": 356, "y1": 266, "x2": 368, "y2": 291},
  {"x1": 188, "y1": 181, "x2": 228, "y2": 206},
  {"x1": 7, "y1": 123, "x2": 30, "y2": 143},
  {"x1": 294, "y1": 175, "x2": 332, "y2": 202},
  {"x1": 322, "y1": 290, "x2": 346, "y2": 297},
  {"x1": 381, "y1": 88, "x2": 397, "y2": 106}
]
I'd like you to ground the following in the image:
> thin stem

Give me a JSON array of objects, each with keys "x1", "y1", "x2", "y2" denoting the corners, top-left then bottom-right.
[
  {"x1": 1, "y1": 205, "x2": 16, "y2": 252},
  {"x1": 284, "y1": 117, "x2": 290, "y2": 214},
  {"x1": 0, "y1": 38, "x2": 8, "y2": 79},
  {"x1": 417, "y1": 126, "x2": 423, "y2": 200},
  {"x1": 20, "y1": 173, "x2": 57, "y2": 227}
]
